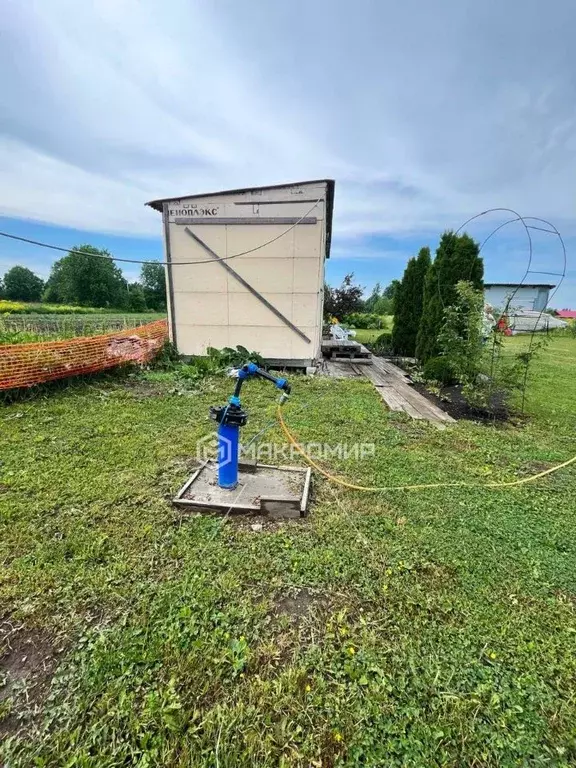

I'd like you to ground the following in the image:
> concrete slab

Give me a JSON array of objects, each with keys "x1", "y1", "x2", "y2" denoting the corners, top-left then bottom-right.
[{"x1": 173, "y1": 460, "x2": 311, "y2": 518}]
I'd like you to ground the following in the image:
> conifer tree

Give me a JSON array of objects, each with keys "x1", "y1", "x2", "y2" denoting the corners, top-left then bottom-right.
[
  {"x1": 416, "y1": 232, "x2": 483, "y2": 362},
  {"x1": 391, "y1": 247, "x2": 431, "y2": 356}
]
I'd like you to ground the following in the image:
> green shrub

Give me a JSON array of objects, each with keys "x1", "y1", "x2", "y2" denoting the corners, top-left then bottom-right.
[
  {"x1": 0, "y1": 300, "x2": 27, "y2": 314},
  {"x1": 149, "y1": 340, "x2": 180, "y2": 370},
  {"x1": 176, "y1": 346, "x2": 265, "y2": 384},
  {"x1": 422, "y1": 356, "x2": 454, "y2": 384},
  {"x1": 342, "y1": 312, "x2": 384, "y2": 330},
  {"x1": 365, "y1": 331, "x2": 393, "y2": 356},
  {"x1": 436, "y1": 281, "x2": 543, "y2": 412},
  {"x1": 178, "y1": 357, "x2": 218, "y2": 382},
  {"x1": 207, "y1": 345, "x2": 265, "y2": 369}
]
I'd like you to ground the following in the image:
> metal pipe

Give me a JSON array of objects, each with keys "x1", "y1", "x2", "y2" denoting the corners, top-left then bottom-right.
[{"x1": 217, "y1": 421, "x2": 240, "y2": 489}]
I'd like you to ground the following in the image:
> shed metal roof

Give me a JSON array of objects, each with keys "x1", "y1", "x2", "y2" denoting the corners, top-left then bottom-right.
[
  {"x1": 146, "y1": 179, "x2": 335, "y2": 259},
  {"x1": 484, "y1": 282, "x2": 555, "y2": 289}
]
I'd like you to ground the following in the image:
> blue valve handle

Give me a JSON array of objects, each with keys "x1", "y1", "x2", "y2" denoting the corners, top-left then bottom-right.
[{"x1": 231, "y1": 363, "x2": 290, "y2": 402}]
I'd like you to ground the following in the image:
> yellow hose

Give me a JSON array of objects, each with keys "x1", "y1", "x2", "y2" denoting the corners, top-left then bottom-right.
[{"x1": 277, "y1": 404, "x2": 576, "y2": 492}]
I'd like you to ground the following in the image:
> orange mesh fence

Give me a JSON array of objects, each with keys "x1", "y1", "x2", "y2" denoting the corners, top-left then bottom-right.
[{"x1": 0, "y1": 320, "x2": 169, "y2": 390}]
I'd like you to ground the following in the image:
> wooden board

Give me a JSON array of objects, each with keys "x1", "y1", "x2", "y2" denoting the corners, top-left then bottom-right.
[
  {"x1": 395, "y1": 383, "x2": 454, "y2": 423},
  {"x1": 329, "y1": 355, "x2": 372, "y2": 364},
  {"x1": 371, "y1": 356, "x2": 411, "y2": 382},
  {"x1": 322, "y1": 339, "x2": 362, "y2": 349},
  {"x1": 322, "y1": 356, "x2": 455, "y2": 428},
  {"x1": 323, "y1": 361, "x2": 363, "y2": 378},
  {"x1": 321, "y1": 340, "x2": 372, "y2": 361}
]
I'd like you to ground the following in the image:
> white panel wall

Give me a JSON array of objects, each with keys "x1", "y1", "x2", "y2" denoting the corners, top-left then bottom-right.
[
  {"x1": 484, "y1": 286, "x2": 543, "y2": 312},
  {"x1": 165, "y1": 182, "x2": 327, "y2": 362}
]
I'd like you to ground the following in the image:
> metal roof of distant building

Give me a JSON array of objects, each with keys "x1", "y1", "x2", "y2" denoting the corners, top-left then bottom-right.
[
  {"x1": 484, "y1": 282, "x2": 555, "y2": 289},
  {"x1": 557, "y1": 309, "x2": 576, "y2": 319},
  {"x1": 146, "y1": 179, "x2": 335, "y2": 259}
]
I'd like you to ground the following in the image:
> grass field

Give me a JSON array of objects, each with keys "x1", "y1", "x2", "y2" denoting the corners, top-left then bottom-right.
[
  {"x1": 0, "y1": 301, "x2": 161, "y2": 316},
  {"x1": 1, "y1": 335, "x2": 576, "y2": 765},
  {"x1": 349, "y1": 328, "x2": 382, "y2": 344},
  {"x1": 351, "y1": 316, "x2": 394, "y2": 345},
  {"x1": 0, "y1": 313, "x2": 166, "y2": 344}
]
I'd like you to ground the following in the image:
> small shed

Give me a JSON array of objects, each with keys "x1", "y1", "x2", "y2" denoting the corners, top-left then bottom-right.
[
  {"x1": 147, "y1": 180, "x2": 335, "y2": 366},
  {"x1": 484, "y1": 283, "x2": 554, "y2": 313}
]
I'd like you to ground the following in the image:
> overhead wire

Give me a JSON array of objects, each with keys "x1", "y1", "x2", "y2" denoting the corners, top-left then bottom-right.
[{"x1": 0, "y1": 197, "x2": 322, "y2": 268}]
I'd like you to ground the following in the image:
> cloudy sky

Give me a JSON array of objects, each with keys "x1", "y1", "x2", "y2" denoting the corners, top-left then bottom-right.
[{"x1": 0, "y1": 0, "x2": 574, "y2": 306}]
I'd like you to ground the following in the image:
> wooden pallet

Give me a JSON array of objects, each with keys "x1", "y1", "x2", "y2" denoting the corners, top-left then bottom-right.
[{"x1": 321, "y1": 339, "x2": 372, "y2": 362}]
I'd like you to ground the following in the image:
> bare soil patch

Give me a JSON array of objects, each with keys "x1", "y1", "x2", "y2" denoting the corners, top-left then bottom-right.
[
  {"x1": 0, "y1": 623, "x2": 61, "y2": 739},
  {"x1": 412, "y1": 381, "x2": 512, "y2": 423}
]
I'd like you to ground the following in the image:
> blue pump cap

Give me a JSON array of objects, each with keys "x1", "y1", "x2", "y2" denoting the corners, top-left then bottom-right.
[{"x1": 229, "y1": 395, "x2": 241, "y2": 406}]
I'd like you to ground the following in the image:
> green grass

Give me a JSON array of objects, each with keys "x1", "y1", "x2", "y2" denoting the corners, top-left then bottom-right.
[
  {"x1": 352, "y1": 316, "x2": 393, "y2": 344},
  {"x1": 0, "y1": 313, "x2": 166, "y2": 343},
  {"x1": 351, "y1": 328, "x2": 382, "y2": 344},
  {"x1": 1, "y1": 336, "x2": 576, "y2": 765}
]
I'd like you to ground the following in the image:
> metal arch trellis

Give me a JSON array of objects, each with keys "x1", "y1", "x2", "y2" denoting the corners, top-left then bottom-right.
[{"x1": 448, "y1": 208, "x2": 567, "y2": 414}]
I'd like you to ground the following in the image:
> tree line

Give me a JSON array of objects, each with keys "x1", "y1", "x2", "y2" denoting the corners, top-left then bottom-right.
[
  {"x1": 324, "y1": 276, "x2": 400, "y2": 320},
  {"x1": 324, "y1": 230, "x2": 484, "y2": 362},
  {"x1": 0, "y1": 245, "x2": 167, "y2": 311}
]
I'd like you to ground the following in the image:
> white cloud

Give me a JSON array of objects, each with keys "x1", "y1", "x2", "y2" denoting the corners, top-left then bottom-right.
[{"x1": 1, "y1": 0, "x2": 576, "y2": 245}]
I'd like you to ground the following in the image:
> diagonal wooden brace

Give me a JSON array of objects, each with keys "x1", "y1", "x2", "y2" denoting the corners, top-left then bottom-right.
[{"x1": 184, "y1": 227, "x2": 311, "y2": 344}]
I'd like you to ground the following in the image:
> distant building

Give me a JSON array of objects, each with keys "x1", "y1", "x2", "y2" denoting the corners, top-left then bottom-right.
[
  {"x1": 556, "y1": 309, "x2": 576, "y2": 320},
  {"x1": 484, "y1": 283, "x2": 554, "y2": 312}
]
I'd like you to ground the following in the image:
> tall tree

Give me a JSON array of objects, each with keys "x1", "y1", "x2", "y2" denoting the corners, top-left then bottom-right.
[
  {"x1": 323, "y1": 273, "x2": 364, "y2": 320},
  {"x1": 43, "y1": 245, "x2": 128, "y2": 307},
  {"x1": 383, "y1": 279, "x2": 401, "y2": 304},
  {"x1": 364, "y1": 283, "x2": 382, "y2": 313},
  {"x1": 364, "y1": 281, "x2": 398, "y2": 315},
  {"x1": 126, "y1": 282, "x2": 147, "y2": 312},
  {"x1": 3, "y1": 266, "x2": 44, "y2": 302},
  {"x1": 415, "y1": 232, "x2": 483, "y2": 362},
  {"x1": 392, "y1": 247, "x2": 431, "y2": 356},
  {"x1": 140, "y1": 261, "x2": 167, "y2": 311}
]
